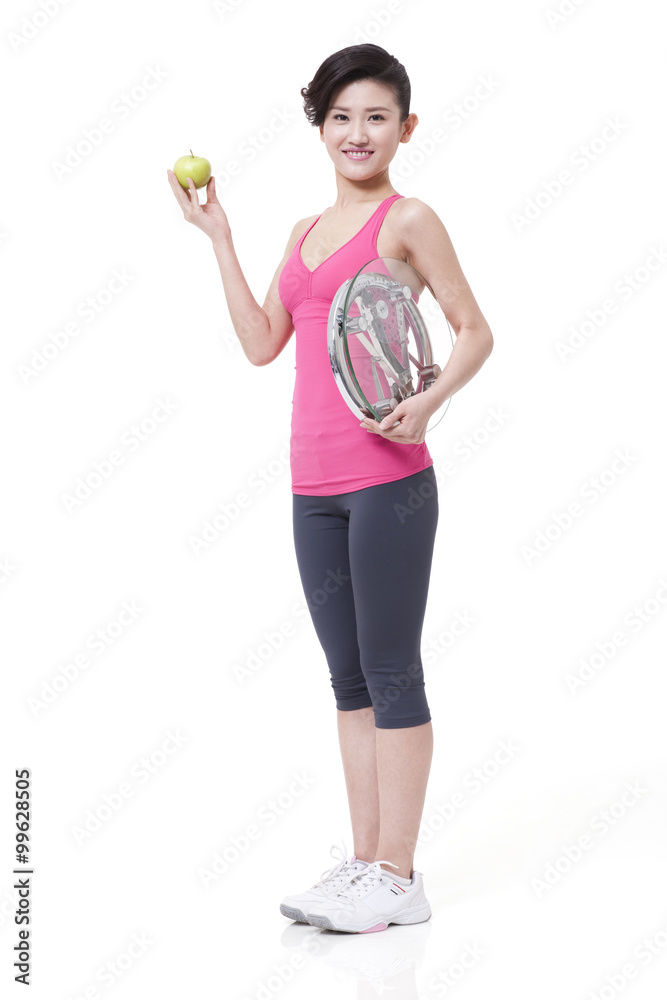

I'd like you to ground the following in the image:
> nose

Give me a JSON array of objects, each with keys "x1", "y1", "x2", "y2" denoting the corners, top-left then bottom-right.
[{"x1": 347, "y1": 118, "x2": 369, "y2": 145}]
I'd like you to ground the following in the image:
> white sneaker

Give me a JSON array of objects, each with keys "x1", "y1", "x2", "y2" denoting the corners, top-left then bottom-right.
[
  {"x1": 280, "y1": 842, "x2": 370, "y2": 924},
  {"x1": 305, "y1": 859, "x2": 432, "y2": 933}
]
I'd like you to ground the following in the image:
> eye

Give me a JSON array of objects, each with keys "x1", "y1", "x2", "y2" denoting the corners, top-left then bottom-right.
[{"x1": 331, "y1": 113, "x2": 385, "y2": 121}]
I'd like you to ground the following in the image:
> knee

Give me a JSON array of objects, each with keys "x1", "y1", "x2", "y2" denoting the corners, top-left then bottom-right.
[
  {"x1": 366, "y1": 661, "x2": 430, "y2": 728},
  {"x1": 329, "y1": 668, "x2": 373, "y2": 713},
  {"x1": 374, "y1": 713, "x2": 432, "y2": 730}
]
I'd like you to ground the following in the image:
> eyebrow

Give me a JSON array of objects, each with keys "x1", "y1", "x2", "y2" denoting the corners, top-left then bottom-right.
[{"x1": 330, "y1": 106, "x2": 392, "y2": 112}]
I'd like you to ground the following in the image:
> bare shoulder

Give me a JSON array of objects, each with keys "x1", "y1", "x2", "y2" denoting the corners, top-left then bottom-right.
[
  {"x1": 391, "y1": 196, "x2": 445, "y2": 233},
  {"x1": 388, "y1": 197, "x2": 490, "y2": 335},
  {"x1": 284, "y1": 212, "x2": 320, "y2": 252}
]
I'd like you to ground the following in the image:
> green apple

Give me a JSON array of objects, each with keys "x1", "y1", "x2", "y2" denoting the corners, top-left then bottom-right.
[{"x1": 172, "y1": 149, "x2": 212, "y2": 189}]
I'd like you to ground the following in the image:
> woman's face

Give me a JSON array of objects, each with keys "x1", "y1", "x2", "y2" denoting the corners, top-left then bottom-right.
[{"x1": 319, "y1": 78, "x2": 417, "y2": 182}]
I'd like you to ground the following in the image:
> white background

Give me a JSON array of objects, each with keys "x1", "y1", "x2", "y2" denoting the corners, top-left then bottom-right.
[{"x1": 2, "y1": 0, "x2": 666, "y2": 997}]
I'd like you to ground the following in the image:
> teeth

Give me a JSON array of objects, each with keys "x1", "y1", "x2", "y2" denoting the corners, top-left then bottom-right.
[{"x1": 345, "y1": 151, "x2": 372, "y2": 157}]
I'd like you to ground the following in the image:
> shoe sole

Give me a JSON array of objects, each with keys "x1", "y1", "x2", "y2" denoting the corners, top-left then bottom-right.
[
  {"x1": 306, "y1": 902, "x2": 431, "y2": 933},
  {"x1": 280, "y1": 860, "x2": 370, "y2": 925},
  {"x1": 279, "y1": 904, "x2": 309, "y2": 923}
]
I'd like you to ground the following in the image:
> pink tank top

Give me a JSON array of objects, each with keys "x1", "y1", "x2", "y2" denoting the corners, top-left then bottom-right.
[{"x1": 278, "y1": 193, "x2": 433, "y2": 496}]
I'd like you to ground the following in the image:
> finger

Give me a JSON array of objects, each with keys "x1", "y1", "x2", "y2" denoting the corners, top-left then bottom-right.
[
  {"x1": 380, "y1": 404, "x2": 404, "y2": 426},
  {"x1": 187, "y1": 177, "x2": 204, "y2": 213},
  {"x1": 206, "y1": 175, "x2": 219, "y2": 202},
  {"x1": 167, "y1": 169, "x2": 192, "y2": 209},
  {"x1": 378, "y1": 415, "x2": 401, "y2": 432}
]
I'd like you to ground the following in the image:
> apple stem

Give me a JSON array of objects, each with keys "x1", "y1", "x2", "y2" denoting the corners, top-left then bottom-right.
[{"x1": 190, "y1": 149, "x2": 193, "y2": 156}]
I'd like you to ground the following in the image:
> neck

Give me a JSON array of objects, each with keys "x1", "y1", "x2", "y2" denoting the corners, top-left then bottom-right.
[{"x1": 330, "y1": 169, "x2": 397, "y2": 211}]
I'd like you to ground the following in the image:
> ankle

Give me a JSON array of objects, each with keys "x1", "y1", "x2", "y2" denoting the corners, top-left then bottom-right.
[
  {"x1": 353, "y1": 846, "x2": 378, "y2": 864},
  {"x1": 375, "y1": 858, "x2": 413, "y2": 880}
]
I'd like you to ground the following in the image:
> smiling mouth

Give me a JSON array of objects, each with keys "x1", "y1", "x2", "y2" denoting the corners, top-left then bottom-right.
[{"x1": 343, "y1": 150, "x2": 374, "y2": 159}]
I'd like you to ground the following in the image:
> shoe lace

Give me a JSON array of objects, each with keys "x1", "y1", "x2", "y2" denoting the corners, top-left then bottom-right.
[
  {"x1": 313, "y1": 840, "x2": 352, "y2": 888},
  {"x1": 328, "y1": 859, "x2": 399, "y2": 910}
]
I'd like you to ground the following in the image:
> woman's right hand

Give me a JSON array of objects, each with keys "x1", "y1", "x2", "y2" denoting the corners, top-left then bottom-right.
[{"x1": 167, "y1": 170, "x2": 231, "y2": 245}]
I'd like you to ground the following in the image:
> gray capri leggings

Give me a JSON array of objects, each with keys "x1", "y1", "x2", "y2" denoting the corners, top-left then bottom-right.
[{"x1": 291, "y1": 465, "x2": 438, "y2": 729}]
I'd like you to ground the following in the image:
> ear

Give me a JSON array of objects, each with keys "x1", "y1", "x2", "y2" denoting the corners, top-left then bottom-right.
[{"x1": 400, "y1": 112, "x2": 419, "y2": 143}]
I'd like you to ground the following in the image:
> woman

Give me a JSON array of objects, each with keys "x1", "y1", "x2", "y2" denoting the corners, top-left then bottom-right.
[{"x1": 168, "y1": 43, "x2": 493, "y2": 934}]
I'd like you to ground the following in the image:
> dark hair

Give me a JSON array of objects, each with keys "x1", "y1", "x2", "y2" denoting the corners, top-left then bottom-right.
[{"x1": 301, "y1": 44, "x2": 411, "y2": 128}]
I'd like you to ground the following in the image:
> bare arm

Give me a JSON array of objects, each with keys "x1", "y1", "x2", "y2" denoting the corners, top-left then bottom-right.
[
  {"x1": 360, "y1": 197, "x2": 495, "y2": 445},
  {"x1": 210, "y1": 218, "x2": 310, "y2": 367},
  {"x1": 167, "y1": 169, "x2": 312, "y2": 366},
  {"x1": 401, "y1": 198, "x2": 493, "y2": 401}
]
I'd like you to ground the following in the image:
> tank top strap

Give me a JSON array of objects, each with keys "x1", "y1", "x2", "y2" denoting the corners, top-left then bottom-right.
[
  {"x1": 366, "y1": 193, "x2": 404, "y2": 244},
  {"x1": 297, "y1": 211, "x2": 325, "y2": 252}
]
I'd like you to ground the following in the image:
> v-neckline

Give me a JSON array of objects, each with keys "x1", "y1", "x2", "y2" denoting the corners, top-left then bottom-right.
[{"x1": 297, "y1": 195, "x2": 396, "y2": 274}]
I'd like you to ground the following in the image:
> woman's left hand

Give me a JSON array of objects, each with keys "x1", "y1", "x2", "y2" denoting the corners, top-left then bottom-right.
[{"x1": 359, "y1": 393, "x2": 437, "y2": 444}]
